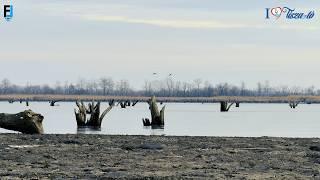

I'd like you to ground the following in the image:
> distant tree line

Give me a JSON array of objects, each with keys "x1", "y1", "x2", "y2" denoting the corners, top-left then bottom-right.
[{"x1": 0, "y1": 77, "x2": 318, "y2": 97}]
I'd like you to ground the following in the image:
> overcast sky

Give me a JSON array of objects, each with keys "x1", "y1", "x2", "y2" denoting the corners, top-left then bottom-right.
[{"x1": 0, "y1": 0, "x2": 319, "y2": 89}]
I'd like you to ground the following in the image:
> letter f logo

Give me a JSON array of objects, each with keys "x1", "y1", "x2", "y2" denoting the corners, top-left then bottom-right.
[{"x1": 4, "y1": 5, "x2": 13, "y2": 21}]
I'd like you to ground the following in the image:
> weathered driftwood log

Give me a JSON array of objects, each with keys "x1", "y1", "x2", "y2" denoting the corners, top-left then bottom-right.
[
  {"x1": 143, "y1": 96, "x2": 165, "y2": 126},
  {"x1": 220, "y1": 101, "x2": 234, "y2": 112},
  {"x1": 0, "y1": 110, "x2": 44, "y2": 134},
  {"x1": 289, "y1": 101, "x2": 299, "y2": 109},
  {"x1": 74, "y1": 101, "x2": 113, "y2": 128}
]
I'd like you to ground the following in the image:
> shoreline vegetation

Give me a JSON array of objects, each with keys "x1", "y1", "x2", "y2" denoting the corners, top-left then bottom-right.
[
  {"x1": 0, "y1": 134, "x2": 319, "y2": 179},
  {"x1": 0, "y1": 94, "x2": 320, "y2": 103},
  {"x1": 0, "y1": 78, "x2": 319, "y2": 98}
]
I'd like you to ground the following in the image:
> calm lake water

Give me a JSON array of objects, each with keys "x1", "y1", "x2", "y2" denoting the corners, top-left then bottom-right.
[{"x1": 0, "y1": 102, "x2": 320, "y2": 137}]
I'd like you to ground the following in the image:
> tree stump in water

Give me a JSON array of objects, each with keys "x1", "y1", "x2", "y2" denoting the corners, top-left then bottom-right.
[
  {"x1": 220, "y1": 101, "x2": 234, "y2": 112},
  {"x1": 236, "y1": 102, "x2": 240, "y2": 107},
  {"x1": 74, "y1": 101, "x2": 113, "y2": 128},
  {"x1": 132, "y1": 101, "x2": 139, "y2": 106},
  {"x1": 108, "y1": 99, "x2": 115, "y2": 106},
  {"x1": 0, "y1": 110, "x2": 44, "y2": 134},
  {"x1": 289, "y1": 101, "x2": 299, "y2": 108},
  {"x1": 142, "y1": 118, "x2": 151, "y2": 126},
  {"x1": 143, "y1": 96, "x2": 165, "y2": 126},
  {"x1": 119, "y1": 102, "x2": 126, "y2": 108},
  {"x1": 50, "y1": 100, "x2": 60, "y2": 106}
]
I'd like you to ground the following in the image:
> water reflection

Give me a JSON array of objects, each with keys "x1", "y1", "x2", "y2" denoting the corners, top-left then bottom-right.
[
  {"x1": 77, "y1": 127, "x2": 101, "y2": 134},
  {"x1": 2, "y1": 102, "x2": 320, "y2": 137},
  {"x1": 143, "y1": 126, "x2": 165, "y2": 135},
  {"x1": 151, "y1": 125, "x2": 164, "y2": 129},
  {"x1": 142, "y1": 125, "x2": 164, "y2": 129}
]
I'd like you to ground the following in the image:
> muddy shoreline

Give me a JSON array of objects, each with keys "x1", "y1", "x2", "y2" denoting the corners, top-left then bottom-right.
[{"x1": 0, "y1": 134, "x2": 320, "y2": 179}]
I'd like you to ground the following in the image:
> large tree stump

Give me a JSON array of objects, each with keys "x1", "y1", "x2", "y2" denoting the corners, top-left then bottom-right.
[
  {"x1": 143, "y1": 96, "x2": 165, "y2": 126},
  {"x1": 220, "y1": 101, "x2": 234, "y2": 112},
  {"x1": 75, "y1": 101, "x2": 87, "y2": 126},
  {"x1": 0, "y1": 110, "x2": 44, "y2": 134},
  {"x1": 74, "y1": 101, "x2": 113, "y2": 128}
]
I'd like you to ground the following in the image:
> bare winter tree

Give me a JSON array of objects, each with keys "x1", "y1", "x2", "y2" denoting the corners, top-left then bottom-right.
[
  {"x1": 257, "y1": 82, "x2": 262, "y2": 96},
  {"x1": 99, "y1": 77, "x2": 114, "y2": 95},
  {"x1": 116, "y1": 79, "x2": 131, "y2": 95},
  {"x1": 193, "y1": 78, "x2": 202, "y2": 96},
  {"x1": 143, "y1": 80, "x2": 153, "y2": 96},
  {"x1": 240, "y1": 81, "x2": 246, "y2": 96},
  {"x1": 0, "y1": 77, "x2": 318, "y2": 97},
  {"x1": 182, "y1": 82, "x2": 189, "y2": 96},
  {"x1": 1, "y1": 78, "x2": 11, "y2": 94},
  {"x1": 166, "y1": 77, "x2": 175, "y2": 96}
]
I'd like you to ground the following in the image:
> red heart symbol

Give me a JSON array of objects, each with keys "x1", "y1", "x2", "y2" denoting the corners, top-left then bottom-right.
[{"x1": 271, "y1": 7, "x2": 283, "y2": 18}]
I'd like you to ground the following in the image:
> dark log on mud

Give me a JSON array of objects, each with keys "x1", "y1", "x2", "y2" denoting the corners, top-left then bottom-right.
[
  {"x1": 220, "y1": 101, "x2": 234, "y2": 112},
  {"x1": 0, "y1": 110, "x2": 44, "y2": 134},
  {"x1": 74, "y1": 101, "x2": 113, "y2": 128},
  {"x1": 143, "y1": 96, "x2": 165, "y2": 126}
]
